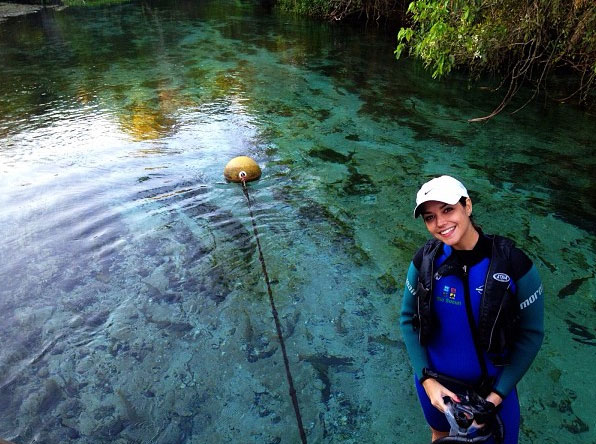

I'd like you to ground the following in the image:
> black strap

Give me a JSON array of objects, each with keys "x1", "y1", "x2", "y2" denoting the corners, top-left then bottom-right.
[
  {"x1": 422, "y1": 369, "x2": 475, "y2": 391},
  {"x1": 461, "y1": 264, "x2": 493, "y2": 396}
]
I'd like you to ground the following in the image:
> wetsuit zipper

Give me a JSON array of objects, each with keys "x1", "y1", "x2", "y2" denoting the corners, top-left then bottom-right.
[
  {"x1": 481, "y1": 236, "x2": 495, "y2": 351},
  {"x1": 487, "y1": 281, "x2": 512, "y2": 353},
  {"x1": 462, "y1": 264, "x2": 490, "y2": 392}
]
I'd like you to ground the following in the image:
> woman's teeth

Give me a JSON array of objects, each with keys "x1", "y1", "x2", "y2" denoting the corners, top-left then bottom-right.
[{"x1": 441, "y1": 227, "x2": 455, "y2": 235}]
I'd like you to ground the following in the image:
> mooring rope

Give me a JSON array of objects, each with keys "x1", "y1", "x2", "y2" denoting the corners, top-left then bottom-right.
[{"x1": 240, "y1": 177, "x2": 308, "y2": 444}]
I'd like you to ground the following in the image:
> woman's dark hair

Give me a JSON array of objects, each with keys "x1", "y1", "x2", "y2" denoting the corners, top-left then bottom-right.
[{"x1": 458, "y1": 196, "x2": 483, "y2": 234}]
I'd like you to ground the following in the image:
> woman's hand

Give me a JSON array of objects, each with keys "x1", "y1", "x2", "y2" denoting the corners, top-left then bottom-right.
[
  {"x1": 421, "y1": 378, "x2": 461, "y2": 413},
  {"x1": 485, "y1": 392, "x2": 503, "y2": 408}
]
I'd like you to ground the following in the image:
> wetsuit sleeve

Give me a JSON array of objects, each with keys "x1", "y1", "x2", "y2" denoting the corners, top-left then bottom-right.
[
  {"x1": 400, "y1": 260, "x2": 429, "y2": 380},
  {"x1": 494, "y1": 263, "x2": 544, "y2": 396}
]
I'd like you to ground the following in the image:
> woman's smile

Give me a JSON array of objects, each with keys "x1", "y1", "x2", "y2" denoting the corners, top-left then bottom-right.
[{"x1": 439, "y1": 226, "x2": 456, "y2": 237}]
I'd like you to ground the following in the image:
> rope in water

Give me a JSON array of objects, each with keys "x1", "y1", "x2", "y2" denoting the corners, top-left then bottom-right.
[{"x1": 240, "y1": 177, "x2": 308, "y2": 444}]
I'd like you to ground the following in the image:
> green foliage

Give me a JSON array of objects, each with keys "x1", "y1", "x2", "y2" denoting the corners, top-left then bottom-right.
[
  {"x1": 396, "y1": 0, "x2": 596, "y2": 114},
  {"x1": 277, "y1": 0, "x2": 336, "y2": 17},
  {"x1": 275, "y1": 0, "x2": 595, "y2": 114},
  {"x1": 276, "y1": 0, "x2": 400, "y2": 22},
  {"x1": 396, "y1": 0, "x2": 511, "y2": 78}
]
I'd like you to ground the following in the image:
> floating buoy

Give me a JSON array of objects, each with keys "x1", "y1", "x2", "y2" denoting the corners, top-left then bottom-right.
[{"x1": 224, "y1": 156, "x2": 261, "y2": 183}]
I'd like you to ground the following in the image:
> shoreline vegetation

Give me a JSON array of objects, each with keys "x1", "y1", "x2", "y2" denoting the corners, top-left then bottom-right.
[
  {"x1": 2, "y1": 0, "x2": 594, "y2": 119},
  {"x1": 277, "y1": 0, "x2": 595, "y2": 120}
]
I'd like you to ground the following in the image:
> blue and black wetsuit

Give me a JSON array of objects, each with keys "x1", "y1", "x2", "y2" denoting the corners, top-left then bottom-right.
[{"x1": 400, "y1": 234, "x2": 544, "y2": 443}]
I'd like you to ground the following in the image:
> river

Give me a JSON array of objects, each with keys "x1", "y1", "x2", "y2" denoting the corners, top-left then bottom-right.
[{"x1": 0, "y1": 1, "x2": 594, "y2": 443}]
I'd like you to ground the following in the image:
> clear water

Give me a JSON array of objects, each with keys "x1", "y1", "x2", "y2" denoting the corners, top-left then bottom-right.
[{"x1": 0, "y1": 1, "x2": 595, "y2": 443}]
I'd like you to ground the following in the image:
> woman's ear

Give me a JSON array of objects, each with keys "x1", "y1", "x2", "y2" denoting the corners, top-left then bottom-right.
[{"x1": 466, "y1": 198, "x2": 473, "y2": 216}]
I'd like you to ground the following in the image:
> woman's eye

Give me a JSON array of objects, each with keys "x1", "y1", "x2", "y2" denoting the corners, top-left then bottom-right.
[
  {"x1": 443, "y1": 207, "x2": 453, "y2": 213},
  {"x1": 424, "y1": 215, "x2": 434, "y2": 222}
]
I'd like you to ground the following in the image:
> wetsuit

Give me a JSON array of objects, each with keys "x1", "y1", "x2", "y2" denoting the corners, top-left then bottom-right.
[{"x1": 400, "y1": 234, "x2": 544, "y2": 443}]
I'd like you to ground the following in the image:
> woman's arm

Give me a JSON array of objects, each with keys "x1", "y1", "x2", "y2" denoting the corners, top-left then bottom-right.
[
  {"x1": 493, "y1": 264, "x2": 545, "y2": 396},
  {"x1": 400, "y1": 261, "x2": 430, "y2": 380}
]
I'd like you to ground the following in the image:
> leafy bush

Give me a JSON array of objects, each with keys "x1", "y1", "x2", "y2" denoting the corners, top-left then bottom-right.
[
  {"x1": 396, "y1": 0, "x2": 596, "y2": 119},
  {"x1": 277, "y1": 0, "x2": 403, "y2": 22}
]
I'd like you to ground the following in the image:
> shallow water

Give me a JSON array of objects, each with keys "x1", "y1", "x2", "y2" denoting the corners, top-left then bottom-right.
[{"x1": 0, "y1": 1, "x2": 595, "y2": 443}]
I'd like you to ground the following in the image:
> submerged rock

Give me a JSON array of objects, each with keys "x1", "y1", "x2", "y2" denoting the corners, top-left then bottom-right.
[
  {"x1": 38, "y1": 379, "x2": 63, "y2": 414},
  {"x1": 95, "y1": 416, "x2": 127, "y2": 438},
  {"x1": 116, "y1": 389, "x2": 144, "y2": 426},
  {"x1": 85, "y1": 310, "x2": 110, "y2": 328}
]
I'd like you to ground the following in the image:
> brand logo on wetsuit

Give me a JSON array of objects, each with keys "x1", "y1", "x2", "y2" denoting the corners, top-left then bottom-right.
[
  {"x1": 493, "y1": 273, "x2": 510, "y2": 283},
  {"x1": 476, "y1": 285, "x2": 484, "y2": 294},
  {"x1": 442, "y1": 285, "x2": 457, "y2": 300},
  {"x1": 520, "y1": 284, "x2": 543, "y2": 310},
  {"x1": 437, "y1": 285, "x2": 461, "y2": 305}
]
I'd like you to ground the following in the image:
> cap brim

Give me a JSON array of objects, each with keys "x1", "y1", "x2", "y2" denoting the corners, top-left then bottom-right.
[{"x1": 413, "y1": 194, "x2": 462, "y2": 218}]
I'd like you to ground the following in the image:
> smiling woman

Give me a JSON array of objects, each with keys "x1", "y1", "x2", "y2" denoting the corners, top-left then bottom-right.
[
  {"x1": 414, "y1": 176, "x2": 478, "y2": 251},
  {"x1": 400, "y1": 175, "x2": 545, "y2": 444}
]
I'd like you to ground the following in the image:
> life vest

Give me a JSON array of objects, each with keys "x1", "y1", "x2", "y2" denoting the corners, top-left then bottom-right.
[{"x1": 412, "y1": 235, "x2": 520, "y2": 363}]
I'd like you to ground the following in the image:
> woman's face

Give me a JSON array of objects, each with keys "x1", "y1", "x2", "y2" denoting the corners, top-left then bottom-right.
[{"x1": 420, "y1": 198, "x2": 478, "y2": 250}]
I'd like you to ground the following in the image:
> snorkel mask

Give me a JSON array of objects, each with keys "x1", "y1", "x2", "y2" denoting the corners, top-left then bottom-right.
[{"x1": 433, "y1": 390, "x2": 503, "y2": 444}]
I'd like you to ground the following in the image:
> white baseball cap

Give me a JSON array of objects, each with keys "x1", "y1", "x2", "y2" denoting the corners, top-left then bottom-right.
[{"x1": 414, "y1": 175, "x2": 469, "y2": 218}]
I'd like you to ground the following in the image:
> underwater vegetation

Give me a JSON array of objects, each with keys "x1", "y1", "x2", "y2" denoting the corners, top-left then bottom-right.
[
  {"x1": 565, "y1": 320, "x2": 596, "y2": 347},
  {"x1": 557, "y1": 274, "x2": 594, "y2": 299}
]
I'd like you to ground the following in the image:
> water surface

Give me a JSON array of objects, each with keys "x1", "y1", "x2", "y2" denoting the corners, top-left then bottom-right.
[{"x1": 0, "y1": 1, "x2": 595, "y2": 443}]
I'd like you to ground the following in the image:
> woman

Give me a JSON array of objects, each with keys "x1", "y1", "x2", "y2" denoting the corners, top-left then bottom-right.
[{"x1": 400, "y1": 175, "x2": 544, "y2": 443}]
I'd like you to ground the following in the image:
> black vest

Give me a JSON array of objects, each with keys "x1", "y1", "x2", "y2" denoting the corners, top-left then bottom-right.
[{"x1": 413, "y1": 235, "x2": 520, "y2": 362}]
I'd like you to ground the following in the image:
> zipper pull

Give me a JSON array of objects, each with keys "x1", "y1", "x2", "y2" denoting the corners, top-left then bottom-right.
[{"x1": 462, "y1": 265, "x2": 468, "y2": 275}]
